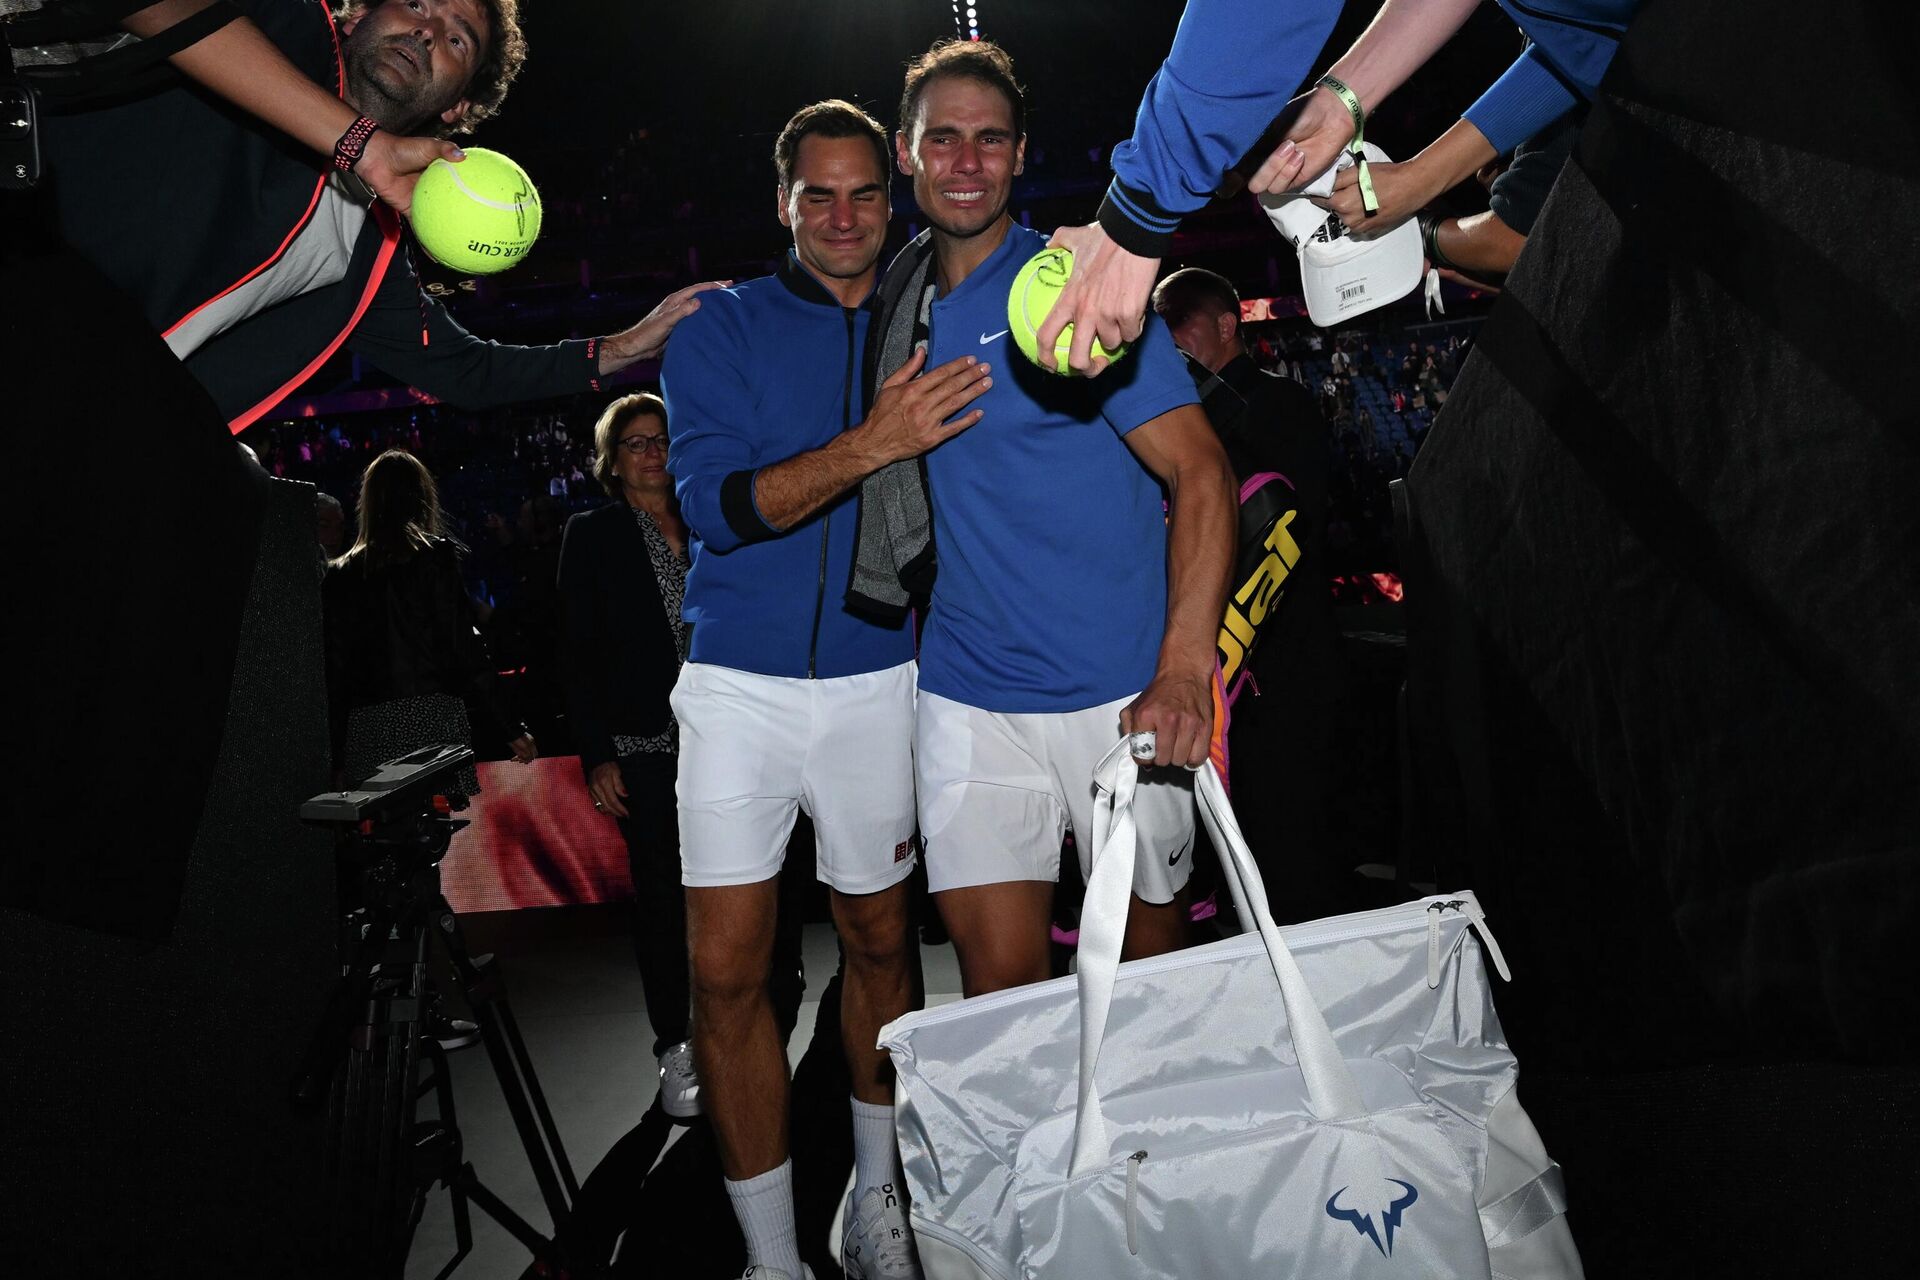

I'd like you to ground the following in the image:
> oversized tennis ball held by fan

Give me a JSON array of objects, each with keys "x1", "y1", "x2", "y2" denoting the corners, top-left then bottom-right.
[
  {"x1": 1007, "y1": 247, "x2": 1129, "y2": 375},
  {"x1": 409, "y1": 147, "x2": 543, "y2": 275}
]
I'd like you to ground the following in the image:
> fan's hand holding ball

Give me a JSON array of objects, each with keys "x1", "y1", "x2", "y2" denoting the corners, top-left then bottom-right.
[
  {"x1": 355, "y1": 131, "x2": 467, "y2": 217},
  {"x1": 1009, "y1": 248, "x2": 1129, "y2": 376},
  {"x1": 408, "y1": 147, "x2": 543, "y2": 275}
]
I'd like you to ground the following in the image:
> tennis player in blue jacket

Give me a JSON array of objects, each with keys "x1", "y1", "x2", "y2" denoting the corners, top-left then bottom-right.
[
  {"x1": 1040, "y1": 0, "x2": 1639, "y2": 374},
  {"x1": 661, "y1": 99, "x2": 992, "y2": 1280}
]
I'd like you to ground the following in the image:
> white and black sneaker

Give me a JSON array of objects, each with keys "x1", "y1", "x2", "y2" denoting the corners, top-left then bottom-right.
[
  {"x1": 842, "y1": 1182, "x2": 921, "y2": 1279},
  {"x1": 740, "y1": 1266, "x2": 814, "y2": 1280},
  {"x1": 656, "y1": 1039, "x2": 702, "y2": 1118}
]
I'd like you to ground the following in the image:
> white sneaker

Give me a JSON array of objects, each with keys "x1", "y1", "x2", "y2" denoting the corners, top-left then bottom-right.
[
  {"x1": 740, "y1": 1267, "x2": 814, "y2": 1280},
  {"x1": 656, "y1": 1040, "x2": 702, "y2": 1118},
  {"x1": 842, "y1": 1182, "x2": 922, "y2": 1279}
]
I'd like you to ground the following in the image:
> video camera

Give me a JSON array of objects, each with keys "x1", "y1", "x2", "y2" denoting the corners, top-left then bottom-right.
[
  {"x1": 300, "y1": 743, "x2": 475, "y2": 827},
  {"x1": 295, "y1": 742, "x2": 582, "y2": 1277}
]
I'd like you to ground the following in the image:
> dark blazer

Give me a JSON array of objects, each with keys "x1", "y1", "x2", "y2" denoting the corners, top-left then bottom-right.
[{"x1": 559, "y1": 503, "x2": 684, "y2": 779}]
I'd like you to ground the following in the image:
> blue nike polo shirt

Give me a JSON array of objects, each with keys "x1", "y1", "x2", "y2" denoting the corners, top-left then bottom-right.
[{"x1": 917, "y1": 222, "x2": 1199, "y2": 713}]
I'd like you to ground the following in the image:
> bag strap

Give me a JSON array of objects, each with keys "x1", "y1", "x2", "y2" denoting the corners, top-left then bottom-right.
[{"x1": 1071, "y1": 741, "x2": 1366, "y2": 1174}]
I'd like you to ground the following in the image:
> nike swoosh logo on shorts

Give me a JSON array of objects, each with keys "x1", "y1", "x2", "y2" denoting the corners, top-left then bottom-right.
[
  {"x1": 980, "y1": 329, "x2": 1009, "y2": 345},
  {"x1": 1169, "y1": 844, "x2": 1186, "y2": 867}
]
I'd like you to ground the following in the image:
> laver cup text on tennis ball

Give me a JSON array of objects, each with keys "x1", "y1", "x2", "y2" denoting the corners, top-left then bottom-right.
[
  {"x1": 410, "y1": 148, "x2": 543, "y2": 275},
  {"x1": 1007, "y1": 247, "x2": 1128, "y2": 375}
]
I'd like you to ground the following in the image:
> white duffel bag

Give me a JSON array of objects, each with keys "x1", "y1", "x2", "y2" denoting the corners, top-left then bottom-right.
[{"x1": 880, "y1": 739, "x2": 1583, "y2": 1279}]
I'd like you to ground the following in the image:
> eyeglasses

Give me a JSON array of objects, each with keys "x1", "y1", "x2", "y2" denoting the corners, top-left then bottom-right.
[{"x1": 618, "y1": 433, "x2": 669, "y2": 455}]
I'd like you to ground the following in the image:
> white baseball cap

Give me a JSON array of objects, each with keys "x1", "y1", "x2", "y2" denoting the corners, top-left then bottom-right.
[{"x1": 1259, "y1": 142, "x2": 1425, "y2": 328}]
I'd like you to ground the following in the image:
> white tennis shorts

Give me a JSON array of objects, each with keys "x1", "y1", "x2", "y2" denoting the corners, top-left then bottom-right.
[
  {"x1": 672, "y1": 660, "x2": 918, "y2": 894},
  {"x1": 916, "y1": 688, "x2": 1196, "y2": 902}
]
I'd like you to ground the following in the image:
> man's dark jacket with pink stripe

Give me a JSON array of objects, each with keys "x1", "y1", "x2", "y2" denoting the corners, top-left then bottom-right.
[{"x1": 42, "y1": 0, "x2": 600, "y2": 432}]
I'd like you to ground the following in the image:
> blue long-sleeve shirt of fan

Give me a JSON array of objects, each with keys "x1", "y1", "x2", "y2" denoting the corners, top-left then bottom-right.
[
  {"x1": 661, "y1": 252, "x2": 914, "y2": 679},
  {"x1": 1097, "y1": 0, "x2": 1637, "y2": 259}
]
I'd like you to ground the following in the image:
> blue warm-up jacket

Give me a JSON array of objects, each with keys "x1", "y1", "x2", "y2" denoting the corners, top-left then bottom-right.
[
  {"x1": 661, "y1": 253, "x2": 914, "y2": 680},
  {"x1": 1098, "y1": 0, "x2": 1637, "y2": 258}
]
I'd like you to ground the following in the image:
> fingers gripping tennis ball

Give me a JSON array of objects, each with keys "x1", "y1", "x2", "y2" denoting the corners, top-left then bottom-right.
[
  {"x1": 409, "y1": 147, "x2": 542, "y2": 275},
  {"x1": 1007, "y1": 247, "x2": 1128, "y2": 375}
]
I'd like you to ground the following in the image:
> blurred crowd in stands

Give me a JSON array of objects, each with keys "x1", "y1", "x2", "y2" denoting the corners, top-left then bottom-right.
[
  {"x1": 1242, "y1": 318, "x2": 1475, "y2": 579},
  {"x1": 251, "y1": 307, "x2": 1475, "y2": 768},
  {"x1": 257, "y1": 315, "x2": 1474, "y2": 584}
]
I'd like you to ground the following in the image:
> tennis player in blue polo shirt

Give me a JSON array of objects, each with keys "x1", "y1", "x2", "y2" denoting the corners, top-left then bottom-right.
[{"x1": 885, "y1": 40, "x2": 1236, "y2": 999}]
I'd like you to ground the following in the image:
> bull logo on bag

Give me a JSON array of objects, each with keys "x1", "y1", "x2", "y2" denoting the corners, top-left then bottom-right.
[{"x1": 1326, "y1": 1178, "x2": 1420, "y2": 1257}]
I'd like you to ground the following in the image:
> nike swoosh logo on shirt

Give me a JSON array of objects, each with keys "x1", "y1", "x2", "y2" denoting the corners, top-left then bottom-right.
[{"x1": 980, "y1": 329, "x2": 1009, "y2": 345}]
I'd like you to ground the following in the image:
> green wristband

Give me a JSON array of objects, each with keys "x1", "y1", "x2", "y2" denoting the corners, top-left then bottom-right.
[{"x1": 1316, "y1": 73, "x2": 1380, "y2": 216}]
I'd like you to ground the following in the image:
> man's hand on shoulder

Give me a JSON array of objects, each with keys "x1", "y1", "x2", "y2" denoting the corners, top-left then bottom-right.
[
  {"x1": 1122, "y1": 668, "x2": 1213, "y2": 769},
  {"x1": 847, "y1": 347, "x2": 994, "y2": 469},
  {"x1": 749, "y1": 347, "x2": 993, "y2": 533},
  {"x1": 598, "y1": 280, "x2": 734, "y2": 375}
]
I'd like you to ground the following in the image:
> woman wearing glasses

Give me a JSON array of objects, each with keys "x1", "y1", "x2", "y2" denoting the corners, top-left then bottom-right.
[{"x1": 558, "y1": 392, "x2": 703, "y2": 1116}]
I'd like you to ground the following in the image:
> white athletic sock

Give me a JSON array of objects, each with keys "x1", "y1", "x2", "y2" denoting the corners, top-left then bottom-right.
[
  {"x1": 849, "y1": 1095, "x2": 901, "y2": 1206},
  {"x1": 725, "y1": 1159, "x2": 804, "y2": 1278}
]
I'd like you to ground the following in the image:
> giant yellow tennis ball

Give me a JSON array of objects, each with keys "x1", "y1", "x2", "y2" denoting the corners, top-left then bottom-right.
[
  {"x1": 1006, "y1": 247, "x2": 1128, "y2": 375},
  {"x1": 409, "y1": 147, "x2": 542, "y2": 275}
]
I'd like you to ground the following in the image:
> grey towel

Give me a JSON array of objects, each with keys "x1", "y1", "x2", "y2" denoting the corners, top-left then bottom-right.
[{"x1": 847, "y1": 231, "x2": 940, "y2": 623}]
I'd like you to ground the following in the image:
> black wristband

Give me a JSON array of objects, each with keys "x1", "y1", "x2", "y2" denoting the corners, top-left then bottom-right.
[
  {"x1": 1421, "y1": 215, "x2": 1459, "y2": 272},
  {"x1": 332, "y1": 115, "x2": 380, "y2": 172}
]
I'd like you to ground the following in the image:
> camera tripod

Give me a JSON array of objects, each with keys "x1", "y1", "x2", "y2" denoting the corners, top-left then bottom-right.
[{"x1": 295, "y1": 752, "x2": 586, "y2": 1279}]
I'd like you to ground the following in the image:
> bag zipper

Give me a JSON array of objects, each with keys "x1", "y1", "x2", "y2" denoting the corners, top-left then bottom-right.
[
  {"x1": 1427, "y1": 897, "x2": 1512, "y2": 988},
  {"x1": 1086, "y1": 1100, "x2": 1407, "y2": 1194},
  {"x1": 1103, "y1": 1099, "x2": 1392, "y2": 1179},
  {"x1": 1125, "y1": 1150, "x2": 1147, "y2": 1255},
  {"x1": 888, "y1": 893, "x2": 1503, "y2": 1034}
]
